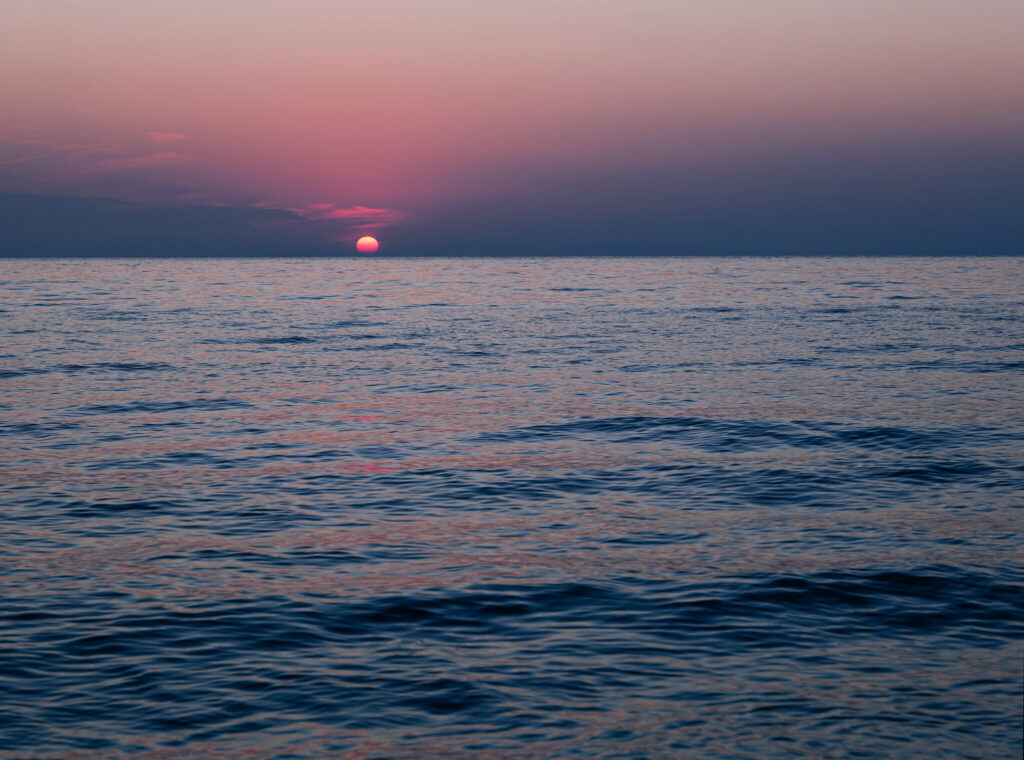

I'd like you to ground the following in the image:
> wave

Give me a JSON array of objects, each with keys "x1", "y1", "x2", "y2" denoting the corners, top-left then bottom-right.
[{"x1": 471, "y1": 415, "x2": 1008, "y2": 454}]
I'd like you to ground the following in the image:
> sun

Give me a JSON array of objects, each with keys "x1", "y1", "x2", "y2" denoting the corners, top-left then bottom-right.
[{"x1": 356, "y1": 236, "x2": 379, "y2": 253}]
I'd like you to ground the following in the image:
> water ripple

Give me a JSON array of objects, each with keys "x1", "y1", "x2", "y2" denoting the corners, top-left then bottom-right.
[{"x1": 0, "y1": 257, "x2": 1021, "y2": 759}]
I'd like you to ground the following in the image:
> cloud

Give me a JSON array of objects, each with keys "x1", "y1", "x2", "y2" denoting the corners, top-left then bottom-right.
[
  {"x1": 294, "y1": 203, "x2": 404, "y2": 232},
  {"x1": 298, "y1": 203, "x2": 400, "y2": 220},
  {"x1": 87, "y1": 152, "x2": 197, "y2": 172},
  {"x1": 0, "y1": 152, "x2": 59, "y2": 168},
  {"x1": 0, "y1": 192, "x2": 341, "y2": 256},
  {"x1": 0, "y1": 130, "x2": 200, "y2": 199},
  {"x1": 0, "y1": 133, "x2": 118, "y2": 169},
  {"x1": 326, "y1": 205, "x2": 396, "y2": 220}
]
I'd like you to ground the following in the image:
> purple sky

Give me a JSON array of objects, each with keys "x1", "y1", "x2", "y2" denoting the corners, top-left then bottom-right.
[{"x1": 2, "y1": 0, "x2": 1022, "y2": 254}]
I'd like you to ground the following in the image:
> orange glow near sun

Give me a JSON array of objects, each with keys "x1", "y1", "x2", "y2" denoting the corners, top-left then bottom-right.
[{"x1": 356, "y1": 236, "x2": 379, "y2": 253}]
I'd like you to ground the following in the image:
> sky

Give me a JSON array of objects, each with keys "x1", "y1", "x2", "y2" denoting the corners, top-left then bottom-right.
[{"x1": 1, "y1": 0, "x2": 1022, "y2": 255}]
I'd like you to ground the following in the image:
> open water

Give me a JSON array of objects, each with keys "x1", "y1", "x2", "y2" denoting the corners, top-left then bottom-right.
[{"x1": 0, "y1": 256, "x2": 1022, "y2": 759}]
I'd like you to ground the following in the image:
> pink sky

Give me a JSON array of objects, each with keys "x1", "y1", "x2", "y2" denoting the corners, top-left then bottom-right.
[{"x1": 1, "y1": 0, "x2": 1022, "y2": 246}]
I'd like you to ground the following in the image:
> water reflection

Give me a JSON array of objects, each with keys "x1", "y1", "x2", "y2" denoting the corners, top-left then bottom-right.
[{"x1": 1, "y1": 257, "x2": 1022, "y2": 758}]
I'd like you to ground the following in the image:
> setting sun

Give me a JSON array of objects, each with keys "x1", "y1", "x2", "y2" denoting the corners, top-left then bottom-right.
[{"x1": 356, "y1": 236, "x2": 379, "y2": 253}]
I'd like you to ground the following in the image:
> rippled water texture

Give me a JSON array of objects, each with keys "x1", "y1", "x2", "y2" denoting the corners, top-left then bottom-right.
[{"x1": 1, "y1": 257, "x2": 1022, "y2": 759}]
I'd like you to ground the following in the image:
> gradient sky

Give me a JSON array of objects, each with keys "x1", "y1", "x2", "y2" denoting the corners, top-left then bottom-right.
[{"x1": 2, "y1": 0, "x2": 1022, "y2": 255}]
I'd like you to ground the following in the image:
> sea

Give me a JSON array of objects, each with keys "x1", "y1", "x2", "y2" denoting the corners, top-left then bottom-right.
[{"x1": 0, "y1": 256, "x2": 1021, "y2": 759}]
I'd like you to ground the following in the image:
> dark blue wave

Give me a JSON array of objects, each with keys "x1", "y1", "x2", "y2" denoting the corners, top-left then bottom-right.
[
  {"x1": 1, "y1": 568, "x2": 1019, "y2": 754},
  {"x1": 74, "y1": 397, "x2": 252, "y2": 415},
  {"x1": 0, "y1": 257, "x2": 1021, "y2": 759},
  {"x1": 471, "y1": 415, "x2": 1009, "y2": 454}
]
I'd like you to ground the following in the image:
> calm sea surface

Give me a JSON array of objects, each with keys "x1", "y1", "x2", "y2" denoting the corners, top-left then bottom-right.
[{"x1": 1, "y1": 257, "x2": 1022, "y2": 759}]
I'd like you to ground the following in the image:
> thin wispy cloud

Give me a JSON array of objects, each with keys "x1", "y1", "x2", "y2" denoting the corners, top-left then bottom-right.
[
  {"x1": 0, "y1": 152, "x2": 62, "y2": 168},
  {"x1": 326, "y1": 206, "x2": 396, "y2": 220},
  {"x1": 0, "y1": 132, "x2": 196, "y2": 177},
  {"x1": 0, "y1": 132, "x2": 119, "y2": 157},
  {"x1": 290, "y1": 203, "x2": 404, "y2": 231},
  {"x1": 87, "y1": 152, "x2": 197, "y2": 172}
]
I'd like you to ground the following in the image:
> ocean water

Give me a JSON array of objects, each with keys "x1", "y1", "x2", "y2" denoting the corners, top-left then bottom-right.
[{"x1": 0, "y1": 256, "x2": 1021, "y2": 760}]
